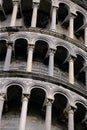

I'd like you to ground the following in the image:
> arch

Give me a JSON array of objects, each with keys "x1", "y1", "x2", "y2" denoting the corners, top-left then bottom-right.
[
  {"x1": 58, "y1": 0, "x2": 71, "y2": 10},
  {"x1": 74, "y1": 99, "x2": 87, "y2": 109},
  {"x1": 52, "y1": 87, "x2": 71, "y2": 104},
  {"x1": 75, "y1": 50, "x2": 86, "y2": 62},
  {"x1": 0, "y1": 34, "x2": 8, "y2": 41},
  {"x1": 4, "y1": 81, "x2": 24, "y2": 92},
  {"x1": 75, "y1": 5, "x2": 87, "y2": 19},
  {"x1": 13, "y1": 32, "x2": 30, "y2": 42},
  {"x1": 32, "y1": 35, "x2": 51, "y2": 46},
  {"x1": 29, "y1": 85, "x2": 48, "y2": 97},
  {"x1": 56, "y1": 42, "x2": 75, "y2": 55}
]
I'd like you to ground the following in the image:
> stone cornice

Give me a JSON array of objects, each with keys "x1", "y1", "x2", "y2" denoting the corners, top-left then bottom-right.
[
  {"x1": 0, "y1": 70, "x2": 86, "y2": 98},
  {"x1": 0, "y1": 27, "x2": 87, "y2": 53}
]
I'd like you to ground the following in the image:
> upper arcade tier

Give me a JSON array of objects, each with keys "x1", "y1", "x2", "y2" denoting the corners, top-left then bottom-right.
[{"x1": 0, "y1": 0, "x2": 87, "y2": 46}]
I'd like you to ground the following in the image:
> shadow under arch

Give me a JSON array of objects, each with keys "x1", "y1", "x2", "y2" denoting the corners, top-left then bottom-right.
[
  {"x1": 74, "y1": 102, "x2": 87, "y2": 130},
  {"x1": 52, "y1": 92, "x2": 68, "y2": 129}
]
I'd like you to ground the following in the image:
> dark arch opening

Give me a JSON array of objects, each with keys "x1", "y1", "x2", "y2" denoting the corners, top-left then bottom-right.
[
  {"x1": 21, "y1": 0, "x2": 33, "y2": 26},
  {"x1": 0, "y1": 40, "x2": 6, "y2": 61},
  {"x1": 37, "y1": 0, "x2": 51, "y2": 28},
  {"x1": 14, "y1": 39, "x2": 28, "y2": 61},
  {"x1": 3, "y1": 85, "x2": 22, "y2": 115},
  {"x1": 75, "y1": 103, "x2": 86, "y2": 130},
  {"x1": 54, "y1": 46, "x2": 69, "y2": 71},
  {"x1": 74, "y1": 54, "x2": 85, "y2": 85},
  {"x1": 33, "y1": 40, "x2": 48, "y2": 63},
  {"x1": 57, "y1": 3, "x2": 69, "y2": 26},
  {"x1": 74, "y1": 12, "x2": 84, "y2": 38},
  {"x1": 52, "y1": 93, "x2": 68, "y2": 128}
]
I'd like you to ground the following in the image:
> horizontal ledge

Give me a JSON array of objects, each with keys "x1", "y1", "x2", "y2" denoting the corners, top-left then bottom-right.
[{"x1": 0, "y1": 70, "x2": 86, "y2": 98}]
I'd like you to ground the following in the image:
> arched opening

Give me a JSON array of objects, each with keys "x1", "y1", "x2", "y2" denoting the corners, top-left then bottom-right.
[
  {"x1": 11, "y1": 38, "x2": 28, "y2": 70},
  {"x1": 26, "y1": 87, "x2": 46, "y2": 130},
  {"x1": 57, "y1": 3, "x2": 69, "y2": 28},
  {"x1": 75, "y1": 103, "x2": 87, "y2": 130},
  {"x1": 37, "y1": 0, "x2": 51, "y2": 28},
  {"x1": 54, "y1": 46, "x2": 69, "y2": 72},
  {"x1": 74, "y1": 54, "x2": 85, "y2": 85},
  {"x1": 3, "y1": 0, "x2": 13, "y2": 15},
  {"x1": 0, "y1": 40, "x2": 6, "y2": 69},
  {"x1": 52, "y1": 93, "x2": 68, "y2": 129},
  {"x1": 33, "y1": 40, "x2": 49, "y2": 74},
  {"x1": 2, "y1": 85, "x2": 22, "y2": 130},
  {"x1": 74, "y1": 12, "x2": 84, "y2": 39},
  {"x1": 21, "y1": 0, "x2": 33, "y2": 26}
]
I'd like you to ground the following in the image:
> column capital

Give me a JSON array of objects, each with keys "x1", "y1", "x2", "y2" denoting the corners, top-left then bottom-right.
[
  {"x1": 0, "y1": 93, "x2": 6, "y2": 100},
  {"x1": 6, "y1": 40, "x2": 13, "y2": 47},
  {"x1": 33, "y1": 0, "x2": 40, "y2": 4},
  {"x1": 46, "y1": 98, "x2": 54, "y2": 106},
  {"x1": 27, "y1": 44, "x2": 35, "y2": 52},
  {"x1": 12, "y1": 0, "x2": 20, "y2": 4},
  {"x1": 22, "y1": 94, "x2": 30, "y2": 100},
  {"x1": 69, "y1": 13, "x2": 77, "y2": 19},
  {"x1": 64, "y1": 104, "x2": 77, "y2": 114},
  {"x1": 33, "y1": 1, "x2": 40, "y2": 7},
  {"x1": 52, "y1": 5, "x2": 59, "y2": 9},
  {"x1": 49, "y1": 48, "x2": 56, "y2": 55}
]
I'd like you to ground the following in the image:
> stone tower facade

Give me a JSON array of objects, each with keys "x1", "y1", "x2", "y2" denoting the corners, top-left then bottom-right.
[{"x1": 0, "y1": 0, "x2": 87, "y2": 130}]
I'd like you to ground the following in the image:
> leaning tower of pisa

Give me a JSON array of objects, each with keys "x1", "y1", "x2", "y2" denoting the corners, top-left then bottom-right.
[{"x1": 0, "y1": 0, "x2": 87, "y2": 130}]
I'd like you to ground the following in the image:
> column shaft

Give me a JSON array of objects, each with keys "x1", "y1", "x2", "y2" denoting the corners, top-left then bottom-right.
[
  {"x1": 48, "y1": 49, "x2": 55, "y2": 76},
  {"x1": 45, "y1": 100, "x2": 52, "y2": 130},
  {"x1": 85, "y1": 72, "x2": 87, "y2": 90},
  {"x1": 0, "y1": 0, "x2": 2, "y2": 5},
  {"x1": 50, "y1": 6, "x2": 57, "y2": 31},
  {"x1": 84, "y1": 27, "x2": 87, "y2": 46},
  {"x1": 68, "y1": 109, "x2": 74, "y2": 130},
  {"x1": 26, "y1": 45, "x2": 34, "y2": 72},
  {"x1": 69, "y1": 16, "x2": 74, "y2": 39},
  {"x1": 4, "y1": 45, "x2": 12, "y2": 71},
  {"x1": 19, "y1": 96, "x2": 29, "y2": 130},
  {"x1": 69, "y1": 57, "x2": 74, "y2": 84},
  {"x1": 0, "y1": 95, "x2": 4, "y2": 130},
  {"x1": 31, "y1": 3, "x2": 38, "y2": 27},
  {"x1": 0, "y1": 96, "x2": 4, "y2": 121},
  {"x1": 10, "y1": 2, "x2": 18, "y2": 26}
]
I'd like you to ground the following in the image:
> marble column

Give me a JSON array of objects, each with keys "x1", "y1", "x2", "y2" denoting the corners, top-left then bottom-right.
[
  {"x1": 0, "y1": 94, "x2": 5, "y2": 130},
  {"x1": 69, "y1": 57, "x2": 74, "y2": 84},
  {"x1": 4, "y1": 43, "x2": 13, "y2": 71},
  {"x1": 19, "y1": 95, "x2": 29, "y2": 130},
  {"x1": 31, "y1": 3, "x2": 39, "y2": 27},
  {"x1": 85, "y1": 71, "x2": 87, "y2": 90},
  {"x1": 45, "y1": 99, "x2": 53, "y2": 130},
  {"x1": 69, "y1": 14, "x2": 75, "y2": 39},
  {"x1": 68, "y1": 107, "x2": 75, "y2": 130},
  {"x1": 26, "y1": 44, "x2": 34, "y2": 72},
  {"x1": 10, "y1": 0, "x2": 19, "y2": 26},
  {"x1": 50, "y1": 6, "x2": 57, "y2": 31},
  {"x1": 84, "y1": 27, "x2": 87, "y2": 46},
  {"x1": 0, "y1": 95, "x2": 4, "y2": 121},
  {"x1": 48, "y1": 49, "x2": 55, "y2": 76},
  {"x1": 0, "y1": 0, "x2": 2, "y2": 5}
]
